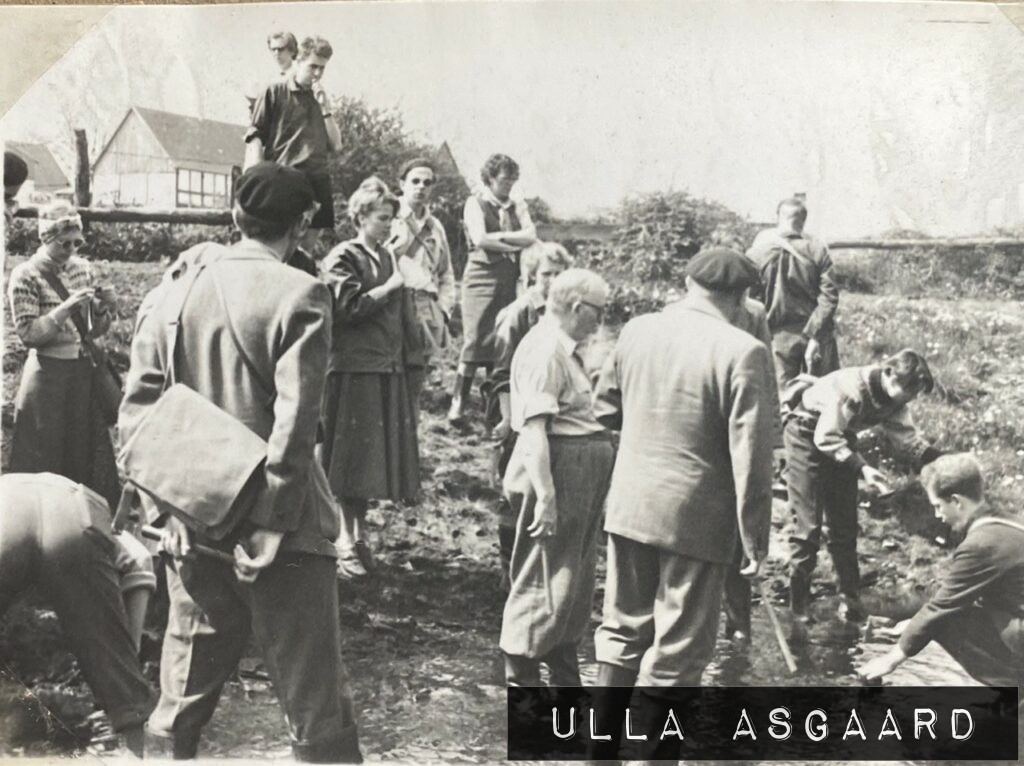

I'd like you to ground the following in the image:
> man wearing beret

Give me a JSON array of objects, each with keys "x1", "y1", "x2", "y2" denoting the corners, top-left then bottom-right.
[
  {"x1": 746, "y1": 197, "x2": 840, "y2": 390},
  {"x1": 589, "y1": 248, "x2": 776, "y2": 760},
  {"x1": 120, "y1": 162, "x2": 362, "y2": 762}
]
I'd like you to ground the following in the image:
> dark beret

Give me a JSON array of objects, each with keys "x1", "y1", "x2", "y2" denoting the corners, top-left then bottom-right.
[
  {"x1": 4, "y1": 151, "x2": 29, "y2": 198},
  {"x1": 686, "y1": 247, "x2": 759, "y2": 291},
  {"x1": 234, "y1": 162, "x2": 315, "y2": 224}
]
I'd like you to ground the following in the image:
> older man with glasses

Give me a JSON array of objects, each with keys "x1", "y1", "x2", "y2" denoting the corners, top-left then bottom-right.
[{"x1": 499, "y1": 268, "x2": 615, "y2": 693}]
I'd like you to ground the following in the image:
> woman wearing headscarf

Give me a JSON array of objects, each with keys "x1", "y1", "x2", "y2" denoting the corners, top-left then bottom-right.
[{"x1": 6, "y1": 201, "x2": 120, "y2": 509}]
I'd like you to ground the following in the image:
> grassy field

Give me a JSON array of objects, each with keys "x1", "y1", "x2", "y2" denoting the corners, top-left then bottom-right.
[{"x1": 3, "y1": 253, "x2": 1024, "y2": 757}]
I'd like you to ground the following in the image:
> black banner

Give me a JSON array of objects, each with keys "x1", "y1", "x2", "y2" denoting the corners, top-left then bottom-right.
[{"x1": 507, "y1": 686, "x2": 1018, "y2": 761}]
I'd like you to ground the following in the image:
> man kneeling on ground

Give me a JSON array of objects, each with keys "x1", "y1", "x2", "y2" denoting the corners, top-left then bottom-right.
[{"x1": 858, "y1": 453, "x2": 1024, "y2": 689}]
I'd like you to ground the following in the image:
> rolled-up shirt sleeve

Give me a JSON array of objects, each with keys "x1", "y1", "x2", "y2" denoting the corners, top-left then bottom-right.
[
  {"x1": 463, "y1": 196, "x2": 485, "y2": 249},
  {"x1": 511, "y1": 346, "x2": 565, "y2": 431},
  {"x1": 245, "y1": 83, "x2": 275, "y2": 146}
]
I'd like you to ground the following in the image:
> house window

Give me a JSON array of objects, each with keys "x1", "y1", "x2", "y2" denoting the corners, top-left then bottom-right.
[{"x1": 176, "y1": 168, "x2": 229, "y2": 208}]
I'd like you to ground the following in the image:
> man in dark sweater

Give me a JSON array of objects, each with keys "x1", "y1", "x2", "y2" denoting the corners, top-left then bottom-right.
[{"x1": 858, "y1": 453, "x2": 1024, "y2": 688}]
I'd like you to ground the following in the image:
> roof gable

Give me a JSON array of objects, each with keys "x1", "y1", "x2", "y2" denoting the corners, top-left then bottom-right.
[
  {"x1": 6, "y1": 141, "x2": 69, "y2": 189},
  {"x1": 133, "y1": 106, "x2": 247, "y2": 168}
]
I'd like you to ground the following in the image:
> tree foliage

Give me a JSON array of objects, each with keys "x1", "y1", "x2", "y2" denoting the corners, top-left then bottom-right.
[
  {"x1": 525, "y1": 196, "x2": 555, "y2": 225},
  {"x1": 325, "y1": 96, "x2": 470, "y2": 264}
]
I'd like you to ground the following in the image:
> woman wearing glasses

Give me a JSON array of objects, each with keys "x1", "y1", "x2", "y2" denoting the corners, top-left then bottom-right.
[
  {"x1": 6, "y1": 201, "x2": 120, "y2": 509},
  {"x1": 388, "y1": 157, "x2": 455, "y2": 425}
]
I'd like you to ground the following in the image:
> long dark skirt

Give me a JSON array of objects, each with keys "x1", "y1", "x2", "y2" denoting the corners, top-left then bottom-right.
[
  {"x1": 320, "y1": 371, "x2": 420, "y2": 501},
  {"x1": 499, "y1": 433, "x2": 615, "y2": 659},
  {"x1": 459, "y1": 256, "x2": 519, "y2": 364},
  {"x1": 8, "y1": 353, "x2": 121, "y2": 510}
]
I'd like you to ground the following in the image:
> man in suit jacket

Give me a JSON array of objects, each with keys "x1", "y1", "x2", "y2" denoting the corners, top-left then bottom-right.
[
  {"x1": 589, "y1": 248, "x2": 776, "y2": 760},
  {"x1": 119, "y1": 163, "x2": 361, "y2": 762}
]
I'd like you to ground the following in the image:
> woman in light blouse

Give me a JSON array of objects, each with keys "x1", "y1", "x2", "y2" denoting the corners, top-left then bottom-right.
[
  {"x1": 6, "y1": 201, "x2": 120, "y2": 509},
  {"x1": 449, "y1": 153, "x2": 536, "y2": 424}
]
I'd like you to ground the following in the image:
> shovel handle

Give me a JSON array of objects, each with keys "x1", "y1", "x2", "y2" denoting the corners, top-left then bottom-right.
[{"x1": 140, "y1": 524, "x2": 236, "y2": 565}]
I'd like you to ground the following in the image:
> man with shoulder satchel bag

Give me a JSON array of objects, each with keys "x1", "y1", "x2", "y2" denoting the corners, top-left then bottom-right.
[{"x1": 118, "y1": 163, "x2": 362, "y2": 763}]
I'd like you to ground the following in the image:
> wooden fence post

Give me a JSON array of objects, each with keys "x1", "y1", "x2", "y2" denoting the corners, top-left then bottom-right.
[{"x1": 73, "y1": 129, "x2": 91, "y2": 215}]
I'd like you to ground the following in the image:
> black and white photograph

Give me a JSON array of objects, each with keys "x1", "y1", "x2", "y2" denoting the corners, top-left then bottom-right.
[{"x1": 2, "y1": 0, "x2": 1024, "y2": 761}]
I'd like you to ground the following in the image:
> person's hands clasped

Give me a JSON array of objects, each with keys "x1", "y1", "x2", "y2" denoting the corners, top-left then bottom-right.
[
  {"x1": 233, "y1": 529, "x2": 284, "y2": 583},
  {"x1": 527, "y1": 493, "x2": 557, "y2": 539}
]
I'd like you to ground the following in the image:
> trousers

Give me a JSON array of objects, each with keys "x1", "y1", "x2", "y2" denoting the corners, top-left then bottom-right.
[
  {"x1": 785, "y1": 418, "x2": 861, "y2": 600},
  {"x1": 149, "y1": 552, "x2": 360, "y2": 761}
]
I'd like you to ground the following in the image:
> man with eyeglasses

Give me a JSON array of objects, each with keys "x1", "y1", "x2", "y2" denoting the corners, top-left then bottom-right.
[
  {"x1": 245, "y1": 32, "x2": 298, "y2": 117},
  {"x1": 387, "y1": 157, "x2": 455, "y2": 423},
  {"x1": 246, "y1": 35, "x2": 342, "y2": 253}
]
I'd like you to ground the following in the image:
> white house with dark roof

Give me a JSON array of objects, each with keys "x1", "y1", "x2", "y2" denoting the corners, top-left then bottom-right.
[
  {"x1": 91, "y1": 106, "x2": 246, "y2": 209},
  {"x1": 6, "y1": 141, "x2": 72, "y2": 205}
]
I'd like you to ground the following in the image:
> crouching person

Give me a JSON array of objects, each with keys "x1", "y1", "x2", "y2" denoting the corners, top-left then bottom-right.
[
  {"x1": 859, "y1": 453, "x2": 1024, "y2": 688},
  {"x1": 499, "y1": 269, "x2": 614, "y2": 689},
  {"x1": 784, "y1": 349, "x2": 942, "y2": 622},
  {"x1": 0, "y1": 473, "x2": 156, "y2": 757}
]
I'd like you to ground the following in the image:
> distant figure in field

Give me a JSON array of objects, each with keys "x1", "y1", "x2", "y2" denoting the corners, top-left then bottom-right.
[
  {"x1": 449, "y1": 153, "x2": 537, "y2": 425},
  {"x1": 746, "y1": 197, "x2": 840, "y2": 390},
  {"x1": 245, "y1": 35, "x2": 342, "y2": 252},
  {"x1": 858, "y1": 453, "x2": 1024, "y2": 689}
]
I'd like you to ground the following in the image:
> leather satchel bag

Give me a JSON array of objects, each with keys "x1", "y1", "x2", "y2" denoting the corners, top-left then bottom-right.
[
  {"x1": 116, "y1": 248, "x2": 269, "y2": 541},
  {"x1": 39, "y1": 270, "x2": 123, "y2": 425}
]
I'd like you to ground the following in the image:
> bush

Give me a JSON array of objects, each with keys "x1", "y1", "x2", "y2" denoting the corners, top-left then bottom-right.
[
  {"x1": 563, "y1": 190, "x2": 757, "y2": 319},
  {"x1": 7, "y1": 218, "x2": 234, "y2": 263}
]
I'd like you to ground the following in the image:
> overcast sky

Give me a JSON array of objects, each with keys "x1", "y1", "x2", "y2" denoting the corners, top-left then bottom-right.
[{"x1": 3, "y1": 1, "x2": 1023, "y2": 236}]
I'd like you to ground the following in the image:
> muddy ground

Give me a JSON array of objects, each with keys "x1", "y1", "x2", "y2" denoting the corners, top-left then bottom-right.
[{"x1": 1, "y1": 270, "x2": 1017, "y2": 760}]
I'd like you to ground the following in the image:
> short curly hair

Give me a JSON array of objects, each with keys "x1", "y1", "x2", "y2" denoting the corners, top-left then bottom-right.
[
  {"x1": 921, "y1": 453, "x2": 984, "y2": 502},
  {"x1": 521, "y1": 242, "x2": 572, "y2": 280},
  {"x1": 298, "y1": 35, "x2": 333, "y2": 61},
  {"x1": 347, "y1": 176, "x2": 399, "y2": 225},
  {"x1": 480, "y1": 154, "x2": 519, "y2": 185}
]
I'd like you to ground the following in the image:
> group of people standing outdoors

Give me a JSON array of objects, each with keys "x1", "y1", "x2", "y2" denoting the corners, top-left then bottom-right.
[{"x1": 3, "y1": 27, "x2": 1024, "y2": 764}]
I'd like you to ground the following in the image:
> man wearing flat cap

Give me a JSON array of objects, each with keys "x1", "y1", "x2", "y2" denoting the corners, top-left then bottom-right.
[
  {"x1": 120, "y1": 162, "x2": 362, "y2": 762},
  {"x1": 588, "y1": 247, "x2": 776, "y2": 760}
]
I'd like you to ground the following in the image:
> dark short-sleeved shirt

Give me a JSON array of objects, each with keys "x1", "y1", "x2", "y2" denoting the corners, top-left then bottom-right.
[{"x1": 245, "y1": 75, "x2": 330, "y2": 175}]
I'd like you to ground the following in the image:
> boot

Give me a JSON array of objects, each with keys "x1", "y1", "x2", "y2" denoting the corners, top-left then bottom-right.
[
  {"x1": 448, "y1": 373, "x2": 475, "y2": 425},
  {"x1": 789, "y1": 572, "x2": 812, "y2": 622},
  {"x1": 292, "y1": 724, "x2": 363, "y2": 764},
  {"x1": 585, "y1": 662, "x2": 637, "y2": 761}
]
